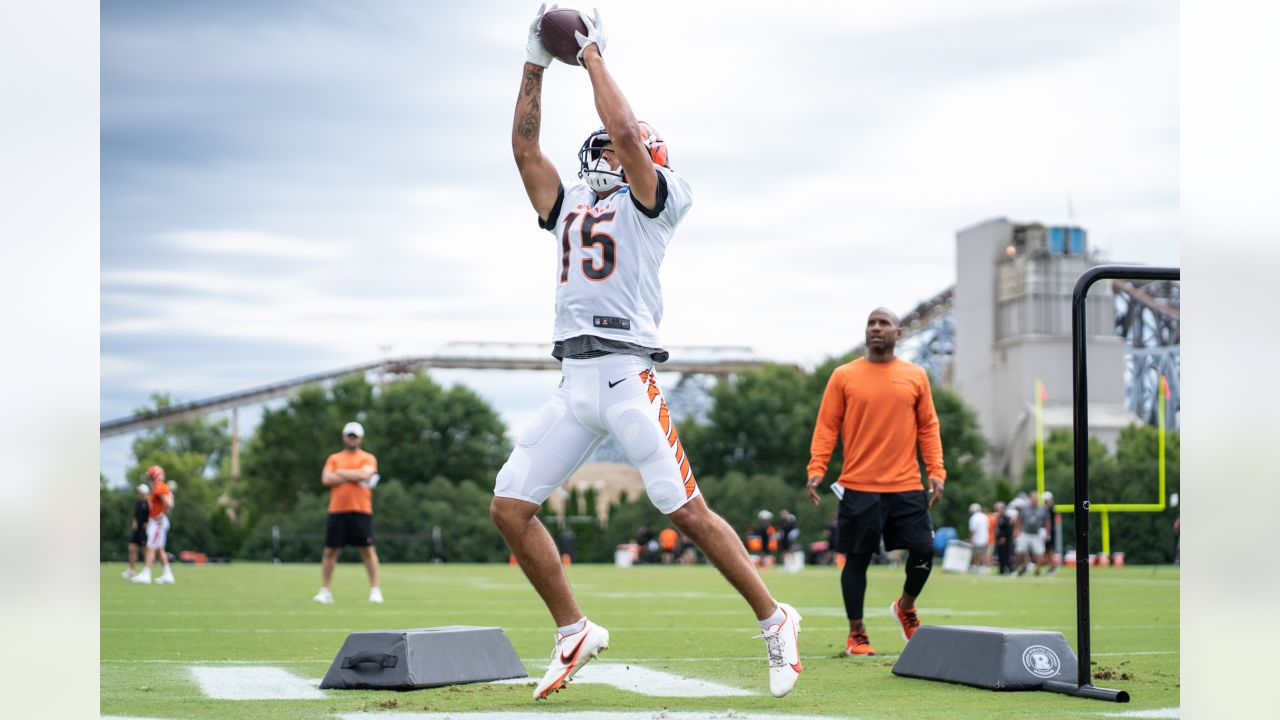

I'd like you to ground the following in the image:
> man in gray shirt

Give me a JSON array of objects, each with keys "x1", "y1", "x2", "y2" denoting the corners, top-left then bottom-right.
[{"x1": 1014, "y1": 493, "x2": 1050, "y2": 577}]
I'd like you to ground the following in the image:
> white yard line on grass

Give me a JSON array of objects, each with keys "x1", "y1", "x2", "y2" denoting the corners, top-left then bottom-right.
[
  {"x1": 519, "y1": 655, "x2": 871, "y2": 663},
  {"x1": 488, "y1": 662, "x2": 753, "y2": 697},
  {"x1": 190, "y1": 666, "x2": 326, "y2": 700},
  {"x1": 103, "y1": 622, "x2": 1177, "y2": 634},
  {"x1": 182, "y1": 663, "x2": 755, "y2": 700},
  {"x1": 801, "y1": 607, "x2": 1001, "y2": 618},
  {"x1": 101, "y1": 650, "x2": 1176, "y2": 665},
  {"x1": 103, "y1": 658, "x2": 334, "y2": 664},
  {"x1": 1099, "y1": 709, "x2": 1179, "y2": 718},
  {"x1": 340, "y1": 707, "x2": 849, "y2": 712}
]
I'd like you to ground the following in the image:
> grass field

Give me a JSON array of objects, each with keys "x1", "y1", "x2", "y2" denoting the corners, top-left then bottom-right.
[{"x1": 100, "y1": 561, "x2": 1178, "y2": 719}]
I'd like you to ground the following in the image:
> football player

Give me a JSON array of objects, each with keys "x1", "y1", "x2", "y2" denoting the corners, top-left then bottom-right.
[
  {"x1": 495, "y1": 4, "x2": 802, "y2": 701},
  {"x1": 131, "y1": 465, "x2": 176, "y2": 585}
]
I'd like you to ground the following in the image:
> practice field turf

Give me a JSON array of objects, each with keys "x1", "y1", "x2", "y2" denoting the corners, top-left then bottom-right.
[{"x1": 101, "y1": 562, "x2": 1178, "y2": 719}]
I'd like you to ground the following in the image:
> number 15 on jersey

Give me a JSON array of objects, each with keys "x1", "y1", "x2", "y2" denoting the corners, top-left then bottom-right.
[{"x1": 560, "y1": 210, "x2": 616, "y2": 283}]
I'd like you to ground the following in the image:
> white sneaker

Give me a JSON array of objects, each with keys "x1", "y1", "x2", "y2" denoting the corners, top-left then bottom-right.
[
  {"x1": 754, "y1": 602, "x2": 803, "y2": 697},
  {"x1": 121, "y1": 569, "x2": 136, "y2": 580},
  {"x1": 313, "y1": 588, "x2": 334, "y2": 604},
  {"x1": 155, "y1": 571, "x2": 175, "y2": 585},
  {"x1": 131, "y1": 570, "x2": 152, "y2": 584},
  {"x1": 369, "y1": 587, "x2": 383, "y2": 604},
  {"x1": 533, "y1": 620, "x2": 610, "y2": 700}
]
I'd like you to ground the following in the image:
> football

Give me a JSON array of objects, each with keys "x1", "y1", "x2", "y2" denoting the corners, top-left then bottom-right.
[{"x1": 539, "y1": 8, "x2": 588, "y2": 66}]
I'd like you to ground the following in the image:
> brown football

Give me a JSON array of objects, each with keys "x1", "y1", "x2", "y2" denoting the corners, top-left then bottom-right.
[{"x1": 539, "y1": 8, "x2": 588, "y2": 66}]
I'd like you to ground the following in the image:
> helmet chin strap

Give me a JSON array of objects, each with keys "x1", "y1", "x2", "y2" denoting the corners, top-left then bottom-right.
[{"x1": 583, "y1": 157, "x2": 623, "y2": 193}]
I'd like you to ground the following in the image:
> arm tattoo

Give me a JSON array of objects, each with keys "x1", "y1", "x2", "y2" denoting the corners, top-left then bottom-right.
[
  {"x1": 517, "y1": 69, "x2": 542, "y2": 140},
  {"x1": 518, "y1": 105, "x2": 539, "y2": 140},
  {"x1": 522, "y1": 66, "x2": 542, "y2": 97}
]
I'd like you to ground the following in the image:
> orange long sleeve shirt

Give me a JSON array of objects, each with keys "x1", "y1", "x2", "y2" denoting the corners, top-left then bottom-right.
[{"x1": 807, "y1": 357, "x2": 946, "y2": 493}]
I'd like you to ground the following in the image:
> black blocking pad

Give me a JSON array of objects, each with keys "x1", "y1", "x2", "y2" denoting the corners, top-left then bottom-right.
[
  {"x1": 892, "y1": 625, "x2": 1078, "y2": 690},
  {"x1": 320, "y1": 626, "x2": 528, "y2": 690}
]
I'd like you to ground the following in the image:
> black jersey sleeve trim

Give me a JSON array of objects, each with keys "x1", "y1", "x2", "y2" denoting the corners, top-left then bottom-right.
[
  {"x1": 538, "y1": 183, "x2": 566, "y2": 231},
  {"x1": 629, "y1": 170, "x2": 668, "y2": 219}
]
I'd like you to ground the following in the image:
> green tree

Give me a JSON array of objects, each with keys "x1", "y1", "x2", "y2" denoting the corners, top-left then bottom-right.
[
  {"x1": 364, "y1": 375, "x2": 510, "y2": 487},
  {"x1": 240, "y1": 373, "x2": 510, "y2": 529},
  {"x1": 683, "y1": 364, "x2": 821, "y2": 479},
  {"x1": 684, "y1": 354, "x2": 858, "y2": 481},
  {"x1": 1018, "y1": 425, "x2": 1180, "y2": 563},
  {"x1": 100, "y1": 475, "x2": 141, "y2": 561},
  {"x1": 1104, "y1": 424, "x2": 1180, "y2": 563},
  {"x1": 239, "y1": 377, "x2": 369, "y2": 518},
  {"x1": 129, "y1": 393, "x2": 232, "y2": 471}
]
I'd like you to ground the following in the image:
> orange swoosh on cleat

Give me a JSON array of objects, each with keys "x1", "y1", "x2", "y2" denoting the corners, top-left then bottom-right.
[{"x1": 791, "y1": 662, "x2": 803, "y2": 673}]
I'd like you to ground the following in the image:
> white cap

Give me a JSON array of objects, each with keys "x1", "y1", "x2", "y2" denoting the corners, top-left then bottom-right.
[
  {"x1": 969, "y1": 503, "x2": 982, "y2": 513},
  {"x1": 1042, "y1": 490, "x2": 1054, "y2": 502},
  {"x1": 137, "y1": 483, "x2": 150, "y2": 495},
  {"x1": 342, "y1": 421, "x2": 365, "y2": 438},
  {"x1": 758, "y1": 510, "x2": 773, "y2": 521}
]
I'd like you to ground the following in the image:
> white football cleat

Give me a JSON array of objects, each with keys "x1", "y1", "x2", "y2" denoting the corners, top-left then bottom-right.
[
  {"x1": 121, "y1": 569, "x2": 136, "y2": 580},
  {"x1": 369, "y1": 587, "x2": 383, "y2": 604},
  {"x1": 533, "y1": 620, "x2": 609, "y2": 700},
  {"x1": 131, "y1": 570, "x2": 152, "y2": 584},
  {"x1": 754, "y1": 602, "x2": 803, "y2": 697},
  {"x1": 154, "y1": 571, "x2": 176, "y2": 585},
  {"x1": 313, "y1": 588, "x2": 334, "y2": 604}
]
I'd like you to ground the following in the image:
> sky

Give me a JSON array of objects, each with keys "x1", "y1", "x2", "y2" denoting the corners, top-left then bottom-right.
[{"x1": 100, "y1": 0, "x2": 1179, "y2": 484}]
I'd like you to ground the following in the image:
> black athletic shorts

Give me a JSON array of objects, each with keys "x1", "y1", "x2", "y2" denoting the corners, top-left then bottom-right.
[
  {"x1": 130, "y1": 527, "x2": 146, "y2": 546},
  {"x1": 325, "y1": 512, "x2": 374, "y2": 548},
  {"x1": 834, "y1": 488, "x2": 934, "y2": 555}
]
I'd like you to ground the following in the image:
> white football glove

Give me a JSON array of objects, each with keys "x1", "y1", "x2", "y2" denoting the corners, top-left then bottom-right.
[
  {"x1": 574, "y1": 7, "x2": 607, "y2": 65},
  {"x1": 360, "y1": 473, "x2": 381, "y2": 490},
  {"x1": 525, "y1": 3, "x2": 556, "y2": 68}
]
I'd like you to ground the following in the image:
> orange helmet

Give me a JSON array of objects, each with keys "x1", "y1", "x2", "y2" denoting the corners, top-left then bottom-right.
[
  {"x1": 577, "y1": 121, "x2": 669, "y2": 192},
  {"x1": 637, "y1": 121, "x2": 668, "y2": 168},
  {"x1": 145, "y1": 465, "x2": 165, "y2": 482}
]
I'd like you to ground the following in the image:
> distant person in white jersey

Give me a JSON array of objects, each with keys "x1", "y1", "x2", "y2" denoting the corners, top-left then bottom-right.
[
  {"x1": 968, "y1": 503, "x2": 990, "y2": 569},
  {"x1": 494, "y1": 5, "x2": 802, "y2": 701}
]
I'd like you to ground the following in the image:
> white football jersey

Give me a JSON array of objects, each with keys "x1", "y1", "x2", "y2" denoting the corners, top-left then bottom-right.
[{"x1": 541, "y1": 166, "x2": 693, "y2": 350}]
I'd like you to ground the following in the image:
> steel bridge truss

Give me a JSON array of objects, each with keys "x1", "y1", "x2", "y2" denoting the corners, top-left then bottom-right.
[{"x1": 893, "y1": 279, "x2": 1179, "y2": 429}]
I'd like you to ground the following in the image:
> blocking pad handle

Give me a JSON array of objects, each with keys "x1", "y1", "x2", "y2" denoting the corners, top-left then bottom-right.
[{"x1": 342, "y1": 651, "x2": 398, "y2": 669}]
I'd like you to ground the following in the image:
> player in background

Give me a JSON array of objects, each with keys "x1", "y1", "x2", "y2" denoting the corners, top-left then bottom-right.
[
  {"x1": 313, "y1": 421, "x2": 382, "y2": 604},
  {"x1": 494, "y1": 5, "x2": 802, "y2": 700},
  {"x1": 1041, "y1": 490, "x2": 1061, "y2": 575},
  {"x1": 968, "y1": 503, "x2": 990, "y2": 571},
  {"x1": 121, "y1": 483, "x2": 150, "y2": 579},
  {"x1": 658, "y1": 526, "x2": 679, "y2": 564},
  {"x1": 806, "y1": 308, "x2": 947, "y2": 656},
  {"x1": 131, "y1": 465, "x2": 176, "y2": 585},
  {"x1": 1013, "y1": 491, "x2": 1049, "y2": 577}
]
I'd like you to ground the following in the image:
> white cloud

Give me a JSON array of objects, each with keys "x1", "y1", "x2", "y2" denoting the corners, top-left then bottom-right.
[{"x1": 165, "y1": 230, "x2": 346, "y2": 260}]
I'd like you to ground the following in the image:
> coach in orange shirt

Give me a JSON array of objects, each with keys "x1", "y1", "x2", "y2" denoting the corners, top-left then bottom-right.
[
  {"x1": 313, "y1": 421, "x2": 383, "y2": 604},
  {"x1": 806, "y1": 308, "x2": 946, "y2": 657}
]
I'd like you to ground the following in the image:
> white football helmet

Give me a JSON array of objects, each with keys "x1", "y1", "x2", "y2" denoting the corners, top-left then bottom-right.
[{"x1": 576, "y1": 121, "x2": 669, "y2": 193}]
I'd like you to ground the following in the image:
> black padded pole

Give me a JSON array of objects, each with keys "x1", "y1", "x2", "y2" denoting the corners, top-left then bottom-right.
[{"x1": 1071, "y1": 264, "x2": 1179, "y2": 699}]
